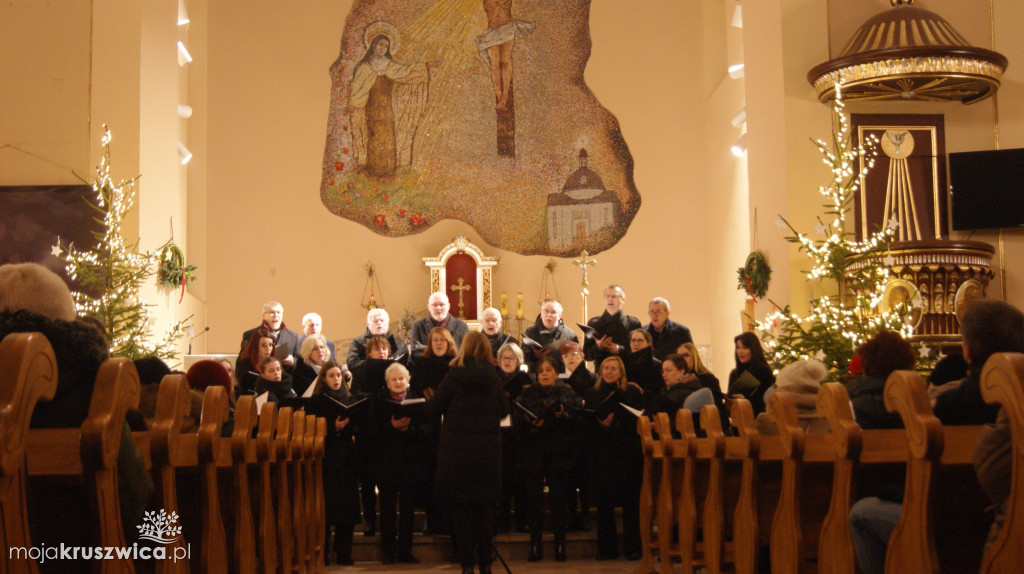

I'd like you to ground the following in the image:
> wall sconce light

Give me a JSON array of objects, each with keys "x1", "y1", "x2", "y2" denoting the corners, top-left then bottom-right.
[
  {"x1": 731, "y1": 2, "x2": 743, "y2": 28},
  {"x1": 177, "y1": 0, "x2": 189, "y2": 26},
  {"x1": 177, "y1": 104, "x2": 193, "y2": 118},
  {"x1": 730, "y1": 108, "x2": 746, "y2": 128},
  {"x1": 731, "y1": 133, "x2": 748, "y2": 157},
  {"x1": 728, "y1": 64, "x2": 745, "y2": 79},
  {"x1": 177, "y1": 41, "x2": 192, "y2": 67},
  {"x1": 178, "y1": 141, "x2": 193, "y2": 165}
]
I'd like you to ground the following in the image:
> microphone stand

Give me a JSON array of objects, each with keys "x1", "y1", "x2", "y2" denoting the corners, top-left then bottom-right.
[{"x1": 188, "y1": 326, "x2": 210, "y2": 355}]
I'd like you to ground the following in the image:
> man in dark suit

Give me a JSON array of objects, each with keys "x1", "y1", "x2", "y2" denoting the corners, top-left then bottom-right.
[
  {"x1": 410, "y1": 292, "x2": 468, "y2": 355},
  {"x1": 644, "y1": 297, "x2": 693, "y2": 360},
  {"x1": 239, "y1": 301, "x2": 300, "y2": 369},
  {"x1": 583, "y1": 285, "x2": 641, "y2": 366},
  {"x1": 346, "y1": 307, "x2": 409, "y2": 371}
]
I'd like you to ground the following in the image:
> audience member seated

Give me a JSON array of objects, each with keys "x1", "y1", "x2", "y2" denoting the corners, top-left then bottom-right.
[
  {"x1": 678, "y1": 341, "x2": 729, "y2": 430},
  {"x1": 755, "y1": 358, "x2": 830, "y2": 435},
  {"x1": 726, "y1": 332, "x2": 775, "y2": 415},
  {"x1": 926, "y1": 347, "x2": 968, "y2": 404},
  {"x1": 0, "y1": 262, "x2": 153, "y2": 537},
  {"x1": 934, "y1": 299, "x2": 1024, "y2": 425},
  {"x1": 411, "y1": 292, "x2": 468, "y2": 355},
  {"x1": 849, "y1": 299, "x2": 1024, "y2": 574},
  {"x1": 523, "y1": 299, "x2": 578, "y2": 373},
  {"x1": 186, "y1": 358, "x2": 237, "y2": 437},
  {"x1": 236, "y1": 327, "x2": 276, "y2": 397},
  {"x1": 411, "y1": 326, "x2": 456, "y2": 400},
  {"x1": 559, "y1": 341, "x2": 596, "y2": 398},
  {"x1": 481, "y1": 307, "x2": 514, "y2": 357},
  {"x1": 255, "y1": 356, "x2": 297, "y2": 404},
  {"x1": 238, "y1": 301, "x2": 299, "y2": 369},
  {"x1": 584, "y1": 285, "x2": 642, "y2": 366},
  {"x1": 347, "y1": 308, "x2": 409, "y2": 372},
  {"x1": 623, "y1": 328, "x2": 664, "y2": 396},
  {"x1": 847, "y1": 330, "x2": 915, "y2": 429},
  {"x1": 647, "y1": 353, "x2": 707, "y2": 435},
  {"x1": 136, "y1": 356, "x2": 203, "y2": 433},
  {"x1": 293, "y1": 334, "x2": 338, "y2": 397},
  {"x1": 644, "y1": 297, "x2": 693, "y2": 360},
  {"x1": 298, "y1": 311, "x2": 337, "y2": 361}
]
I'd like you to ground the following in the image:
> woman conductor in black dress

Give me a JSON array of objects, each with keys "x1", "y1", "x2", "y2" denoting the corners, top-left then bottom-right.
[{"x1": 426, "y1": 331, "x2": 509, "y2": 574}]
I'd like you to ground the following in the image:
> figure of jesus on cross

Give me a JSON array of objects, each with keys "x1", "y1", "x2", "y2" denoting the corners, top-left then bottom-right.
[
  {"x1": 572, "y1": 250, "x2": 597, "y2": 323},
  {"x1": 475, "y1": 0, "x2": 535, "y2": 157}
]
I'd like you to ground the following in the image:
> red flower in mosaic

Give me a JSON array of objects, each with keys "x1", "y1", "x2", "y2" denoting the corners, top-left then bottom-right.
[
  {"x1": 342, "y1": 125, "x2": 348, "y2": 131},
  {"x1": 399, "y1": 208, "x2": 407, "y2": 216},
  {"x1": 374, "y1": 214, "x2": 387, "y2": 227},
  {"x1": 342, "y1": 147, "x2": 349, "y2": 154},
  {"x1": 410, "y1": 213, "x2": 425, "y2": 226},
  {"x1": 382, "y1": 194, "x2": 390, "y2": 203},
  {"x1": 328, "y1": 178, "x2": 335, "y2": 186},
  {"x1": 345, "y1": 198, "x2": 353, "y2": 205},
  {"x1": 334, "y1": 161, "x2": 345, "y2": 171},
  {"x1": 347, "y1": 182, "x2": 355, "y2": 189}
]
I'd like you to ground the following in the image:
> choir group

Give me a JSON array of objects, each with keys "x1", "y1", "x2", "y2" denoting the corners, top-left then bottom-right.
[{"x1": 231, "y1": 285, "x2": 778, "y2": 570}]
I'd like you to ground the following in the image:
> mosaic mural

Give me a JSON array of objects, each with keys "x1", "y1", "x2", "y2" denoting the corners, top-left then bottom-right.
[{"x1": 320, "y1": 0, "x2": 639, "y2": 256}]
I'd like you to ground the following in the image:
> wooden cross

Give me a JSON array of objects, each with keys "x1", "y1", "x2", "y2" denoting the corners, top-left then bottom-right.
[
  {"x1": 572, "y1": 250, "x2": 597, "y2": 322},
  {"x1": 450, "y1": 277, "x2": 472, "y2": 319}
]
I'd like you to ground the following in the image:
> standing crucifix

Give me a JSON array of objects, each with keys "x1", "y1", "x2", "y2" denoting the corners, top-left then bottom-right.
[
  {"x1": 572, "y1": 250, "x2": 597, "y2": 323},
  {"x1": 450, "y1": 277, "x2": 473, "y2": 319}
]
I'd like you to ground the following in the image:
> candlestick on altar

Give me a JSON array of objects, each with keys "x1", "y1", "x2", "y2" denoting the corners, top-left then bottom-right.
[
  {"x1": 500, "y1": 292, "x2": 509, "y2": 332},
  {"x1": 572, "y1": 250, "x2": 597, "y2": 322},
  {"x1": 515, "y1": 293, "x2": 524, "y2": 319}
]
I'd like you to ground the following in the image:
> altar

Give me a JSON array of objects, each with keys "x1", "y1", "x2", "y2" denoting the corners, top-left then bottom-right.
[{"x1": 423, "y1": 236, "x2": 499, "y2": 329}]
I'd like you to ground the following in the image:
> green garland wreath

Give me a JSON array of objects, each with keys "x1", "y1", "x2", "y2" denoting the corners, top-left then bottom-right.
[
  {"x1": 157, "y1": 243, "x2": 197, "y2": 302},
  {"x1": 737, "y1": 251, "x2": 771, "y2": 300}
]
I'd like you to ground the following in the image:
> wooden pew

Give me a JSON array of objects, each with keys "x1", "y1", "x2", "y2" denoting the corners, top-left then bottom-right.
[
  {"x1": 977, "y1": 353, "x2": 1024, "y2": 573},
  {"x1": 289, "y1": 410, "x2": 309, "y2": 573},
  {"x1": 25, "y1": 355, "x2": 141, "y2": 574},
  {"x1": 255, "y1": 402, "x2": 280, "y2": 574},
  {"x1": 147, "y1": 375, "x2": 195, "y2": 574},
  {"x1": 228, "y1": 395, "x2": 258, "y2": 574},
  {"x1": 0, "y1": 332, "x2": 59, "y2": 574},
  {"x1": 311, "y1": 417, "x2": 327, "y2": 573},
  {"x1": 196, "y1": 387, "x2": 230, "y2": 573},
  {"x1": 274, "y1": 407, "x2": 295, "y2": 573},
  {"x1": 815, "y1": 383, "x2": 862, "y2": 574},
  {"x1": 636, "y1": 415, "x2": 664, "y2": 574}
]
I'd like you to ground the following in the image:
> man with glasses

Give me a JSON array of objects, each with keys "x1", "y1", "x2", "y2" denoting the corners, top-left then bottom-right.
[
  {"x1": 410, "y1": 292, "x2": 469, "y2": 356},
  {"x1": 583, "y1": 285, "x2": 641, "y2": 366},
  {"x1": 239, "y1": 301, "x2": 300, "y2": 369},
  {"x1": 644, "y1": 297, "x2": 693, "y2": 360},
  {"x1": 523, "y1": 298, "x2": 578, "y2": 372},
  {"x1": 347, "y1": 308, "x2": 409, "y2": 371}
]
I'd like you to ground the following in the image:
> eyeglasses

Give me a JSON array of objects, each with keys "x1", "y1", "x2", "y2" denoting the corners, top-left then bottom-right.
[{"x1": 629, "y1": 338, "x2": 647, "y2": 343}]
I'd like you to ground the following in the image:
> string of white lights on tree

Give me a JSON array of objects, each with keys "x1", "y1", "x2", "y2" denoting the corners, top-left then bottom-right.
[
  {"x1": 52, "y1": 126, "x2": 191, "y2": 361},
  {"x1": 756, "y1": 84, "x2": 920, "y2": 378}
]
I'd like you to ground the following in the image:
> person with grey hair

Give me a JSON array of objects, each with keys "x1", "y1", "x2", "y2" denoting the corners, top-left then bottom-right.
[
  {"x1": 523, "y1": 298, "x2": 579, "y2": 373},
  {"x1": 643, "y1": 297, "x2": 693, "y2": 360},
  {"x1": 411, "y1": 292, "x2": 469, "y2": 355},
  {"x1": 584, "y1": 285, "x2": 642, "y2": 366},
  {"x1": 239, "y1": 301, "x2": 300, "y2": 369},
  {"x1": 299, "y1": 312, "x2": 336, "y2": 361},
  {"x1": 347, "y1": 308, "x2": 409, "y2": 372},
  {"x1": 481, "y1": 306, "x2": 514, "y2": 357}
]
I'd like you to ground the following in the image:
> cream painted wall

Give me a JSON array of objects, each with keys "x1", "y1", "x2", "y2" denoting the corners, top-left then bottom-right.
[{"x1": 3, "y1": 0, "x2": 1021, "y2": 379}]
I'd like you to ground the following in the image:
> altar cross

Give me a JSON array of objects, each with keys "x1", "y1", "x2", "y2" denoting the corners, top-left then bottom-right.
[
  {"x1": 572, "y1": 250, "x2": 597, "y2": 322},
  {"x1": 450, "y1": 276, "x2": 472, "y2": 319}
]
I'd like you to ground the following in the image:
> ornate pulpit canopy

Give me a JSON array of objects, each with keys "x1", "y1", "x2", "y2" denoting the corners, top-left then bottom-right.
[{"x1": 423, "y1": 236, "x2": 498, "y2": 325}]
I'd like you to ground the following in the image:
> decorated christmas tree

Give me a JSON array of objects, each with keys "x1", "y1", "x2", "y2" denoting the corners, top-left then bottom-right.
[
  {"x1": 54, "y1": 127, "x2": 191, "y2": 361},
  {"x1": 756, "y1": 87, "x2": 916, "y2": 378}
]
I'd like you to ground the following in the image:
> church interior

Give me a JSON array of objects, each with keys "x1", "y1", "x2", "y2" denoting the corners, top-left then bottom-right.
[{"x1": 3, "y1": 1, "x2": 1024, "y2": 572}]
